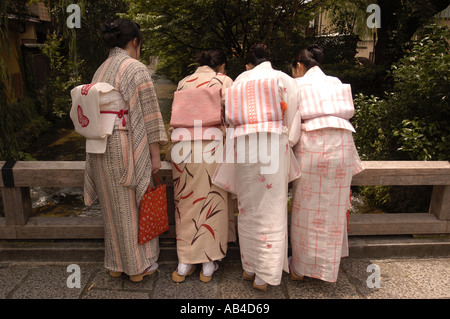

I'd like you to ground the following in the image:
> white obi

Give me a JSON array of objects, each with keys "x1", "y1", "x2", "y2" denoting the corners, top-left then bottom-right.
[{"x1": 70, "y1": 83, "x2": 129, "y2": 154}]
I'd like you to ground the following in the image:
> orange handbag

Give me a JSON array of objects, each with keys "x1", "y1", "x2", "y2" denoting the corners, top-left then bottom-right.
[{"x1": 138, "y1": 174, "x2": 169, "y2": 245}]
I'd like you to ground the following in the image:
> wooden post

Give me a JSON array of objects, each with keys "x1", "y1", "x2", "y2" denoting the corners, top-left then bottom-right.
[
  {"x1": 429, "y1": 185, "x2": 450, "y2": 221},
  {"x1": 1, "y1": 187, "x2": 32, "y2": 226}
]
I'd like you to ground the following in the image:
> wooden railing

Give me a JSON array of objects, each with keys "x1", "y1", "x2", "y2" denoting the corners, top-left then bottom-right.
[{"x1": 1, "y1": 160, "x2": 449, "y2": 239}]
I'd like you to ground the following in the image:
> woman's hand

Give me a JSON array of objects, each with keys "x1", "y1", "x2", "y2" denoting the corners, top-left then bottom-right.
[{"x1": 150, "y1": 143, "x2": 162, "y2": 174}]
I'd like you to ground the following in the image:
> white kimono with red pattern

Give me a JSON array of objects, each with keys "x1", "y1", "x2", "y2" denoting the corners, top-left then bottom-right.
[
  {"x1": 288, "y1": 66, "x2": 364, "y2": 282},
  {"x1": 214, "y1": 62, "x2": 300, "y2": 285}
]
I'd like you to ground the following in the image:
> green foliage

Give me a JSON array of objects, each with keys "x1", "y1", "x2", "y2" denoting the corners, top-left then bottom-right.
[
  {"x1": 0, "y1": 0, "x2": 48, "y2": 160},
  {"x1": 360, "y1": 185, "x2": 432, "y2": 213},
  {"x1": 322, "y1": 0, "x2": 372, "y2": 37},
  {"x1": 0, "y1": 96, "x2": 50, "y2": 160},
  {"x1": 324, "y1": 62, "x2": 389, "y2": 96},
  {"x1": 123, "y1": 0, "x2": 321, "y2": 81},
  {"x1": 352, "y1": 94, "x2": 393, "y2": 160},
  {"x1": 44, "y1": 0, "x2": 129, "y2": 83},
  {"x1": 394, "y1": 118, "x2": 449, "y2": 161},
  {"x1": 353, "y1": 24, "x2": 449, "y2": 162},
  {"x1": 40, "y1": 33, "x2": 82, "y2": 119},
  {"x1": 352, "y1": 24, "x2": 449, "y2": 212},
  {"x1": 390, "y1": 24, "x2": 450, "y2": 161}
]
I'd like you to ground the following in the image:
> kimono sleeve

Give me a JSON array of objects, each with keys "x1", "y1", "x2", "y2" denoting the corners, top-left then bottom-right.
[
  {"x1": 278, "y1": 72, "x2": 301, "y2": 135},
  {"x1": 123, "y1": 66, "x2": 168, "y2": 145},
  {"x1": 221, "y1": 75, "x2": 233, "y2": 106}
]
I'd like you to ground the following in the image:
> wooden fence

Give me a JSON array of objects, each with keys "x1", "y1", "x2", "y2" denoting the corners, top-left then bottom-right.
[{"x1": 1, "y1": 160, "x2": 449, "y2": 239}]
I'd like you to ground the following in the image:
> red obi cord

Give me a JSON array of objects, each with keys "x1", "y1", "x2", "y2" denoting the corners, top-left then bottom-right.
[{"x1": 100, "y1": 110, "x2": 128, "y2": 126}]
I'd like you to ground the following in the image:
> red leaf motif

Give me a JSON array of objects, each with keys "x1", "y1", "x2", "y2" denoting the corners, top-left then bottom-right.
[
  {"x1": 196, "y1": 81, "x2": 210, "y2": 88},
  {"x1": 186, "y1": 77, "x2": 198, "y2": 83},
  {"x1": 193, "y1": 197, "x2": 206, "y2": 205},
  {"x1": 257, "y1": 174, "x2": 266, "y2": 183},
  {"x1": 201, "y1": 224, "x2": 215, "y2": 240},
  {"x1": 173, "y1": 163, "x2": 183, "y2": 173},
  {"x1": 77, "y1": 105, "x2": 89, "y2": 127},
  {"x1": 181, "y1": 191, "x2": 193, "y2": 199},
  {"x1": 205, "y1": 205, "x2": 213, "y2": 219},
  {"x1": 265, "y1": 183, "x2": 273, "y2": 189},
  {"x1": 81, "y1": 84, "x2": 95, "y2": 95}
]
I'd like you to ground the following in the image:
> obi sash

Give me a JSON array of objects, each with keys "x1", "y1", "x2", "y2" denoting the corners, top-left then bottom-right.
[
  {"x1": 170, "y1": 86, "x2": 223, "y2": 141},
  {"x1": 70, "y1": 82, "x2": 128, "y2": 153},
  {"x1": 225, "y1": 78, "x2": 284, "y2": 137},
  {"x1": 298, "y1": 82, "x2": 355, "y2": 132}
]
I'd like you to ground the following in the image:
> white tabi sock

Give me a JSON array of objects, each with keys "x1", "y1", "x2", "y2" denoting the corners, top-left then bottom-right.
[
  {"x1": 202, "y1": 261, "x2": 218, "y2": 277},
  {"x1": 254, "y1": 275, "x2": 266, "y2": 286},
  {"x1": 177, "y1": 262, "x2": 193, "y2": 276}
]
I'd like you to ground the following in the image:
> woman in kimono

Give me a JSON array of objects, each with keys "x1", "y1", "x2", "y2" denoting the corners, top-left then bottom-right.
[
  {"x1": 83, "y1": 19, "x2": 168, "y2": 282},
  {"x1": 170, "y1": 49, "x2": 235, "y2": 283},
  {"x1": 215, "y1": 43, "x2": 299, "y2": 291},
  {"x1": 287, "y1": 44, "x2": 364, "y2": 283}
]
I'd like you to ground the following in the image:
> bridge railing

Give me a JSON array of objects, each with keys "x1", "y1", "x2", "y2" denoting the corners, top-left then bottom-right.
[{"x1": 1, "y1": 160, "x2": 449, "y2": 239}]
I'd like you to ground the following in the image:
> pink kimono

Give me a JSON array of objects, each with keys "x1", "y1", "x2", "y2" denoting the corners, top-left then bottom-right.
[{"x1": 288, "y1": 66, "x2": 364, "y2": 282}]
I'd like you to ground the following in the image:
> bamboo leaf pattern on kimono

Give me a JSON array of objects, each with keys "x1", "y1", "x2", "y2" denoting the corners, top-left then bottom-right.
[
  {"x1": 192, "y1": 218, "x2": 199, "y2": 231},
  {"x1": 219, "y1": 242, "x2": 226, "y2": 255},
  {"x1": 204, "y1": 252, "x2": 213, "y2": 262},
  {"x1": 193, "y1": 197, "x2": 206, "y2": 205},
  {"x1": 191, "y1": 232, "x2": 205, "y2": 245},
  {"x1": 207, "y1": 190, "x2": 225, "y2": 202},
  {"x1": 201, "y1": 224, "x2": 215, "y2": 240},
  {"x1": 181, "y1": 191, "x2": 193, "y2": 199},
  {"x1": 184, "y1": 165, "x2": 193, "y2": 178},
  {"x1": 207, "y1": 169, "x2": 212, "y2": 187}
]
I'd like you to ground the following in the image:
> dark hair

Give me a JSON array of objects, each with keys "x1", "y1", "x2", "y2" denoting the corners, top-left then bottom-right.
[
  {"x1": 246, "y1": 43, "x2": 270, "y2": 66},
  {"x1": 291, "y1": 44, "x2": 324, "y2": 70},
  {"x1": 197, "y1": 49, "x2": 228, "y2": 71},
  {"x1": 101, "y1": 19, "x2": 142, "y2": 49}
]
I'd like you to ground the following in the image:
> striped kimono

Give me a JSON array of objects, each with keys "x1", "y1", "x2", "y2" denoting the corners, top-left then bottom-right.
[
  {"x1": 170, "y1": 66, "x2": 236, "y2": 266},
  {"x1": 288, "y1": 66, "x2": 364, "y2": 282},
  {"x1": 214, "y1": 62, "x2": 300, "y2": 286},
  {"x1": 84, "y1": 47, "x2": 168, "y2": 276}
]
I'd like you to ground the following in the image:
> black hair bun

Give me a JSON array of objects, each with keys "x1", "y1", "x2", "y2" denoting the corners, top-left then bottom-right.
[
  {"x1": 198, "y1": 51, "x2": 212, "y2": 66},
  {"x1": 306, "y1": 44, "x2": 324, "y2": 64},
  {"x1": 251, "y1": 43, "x2": 270, "y2": 59},
  {"x1": 101, "y1": 22, "x2": 120, "y2": 48}
]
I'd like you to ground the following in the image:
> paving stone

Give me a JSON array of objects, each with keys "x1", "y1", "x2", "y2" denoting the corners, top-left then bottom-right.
[
  {"x1": 81, "y1": 289, "x2": 150, "y2": 299},
  {"x1": 353, "y1": 259, "x2": 429, "y2": 299},
  {"x1": 284, "y1": 268, "x2": 361, "y2": 299},
  {"x1": 89, "y1": 267, "x2": 157, "y2": 292},
  {"x1": 151, "y1": 262, "x2": 220, "y2": 299},
  {"x1": 373, "y1": 258, "x2": 450, "y2": 299},
  {"x1": 9, "y1": 265, "x2": 97, "y2": 299},
  {"x1": 218, "y1": 263, "x2": 287, "y2": 299},
  {"x1": 0, "y1": 267, "x2": 31, "y2": 299}
]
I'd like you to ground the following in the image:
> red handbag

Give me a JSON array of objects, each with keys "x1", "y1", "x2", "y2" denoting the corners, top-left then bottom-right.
[{"x1": 138, "y1": 174, "x2": 169, "y2": 245}]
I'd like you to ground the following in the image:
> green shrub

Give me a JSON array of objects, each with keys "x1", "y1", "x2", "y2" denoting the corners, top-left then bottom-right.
[
  {"x1": 40, "y1": 33, "x2": 82, "y2": 119},
  {"x1": 390, "y1": 24, "x2": 450, "y2": 161},
  {"x1": 352, "y1": 24, "x2": 449, "y2": 213},
  {"x1": 0, "y1": 96, "x2": 50, "y2": 160}
]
